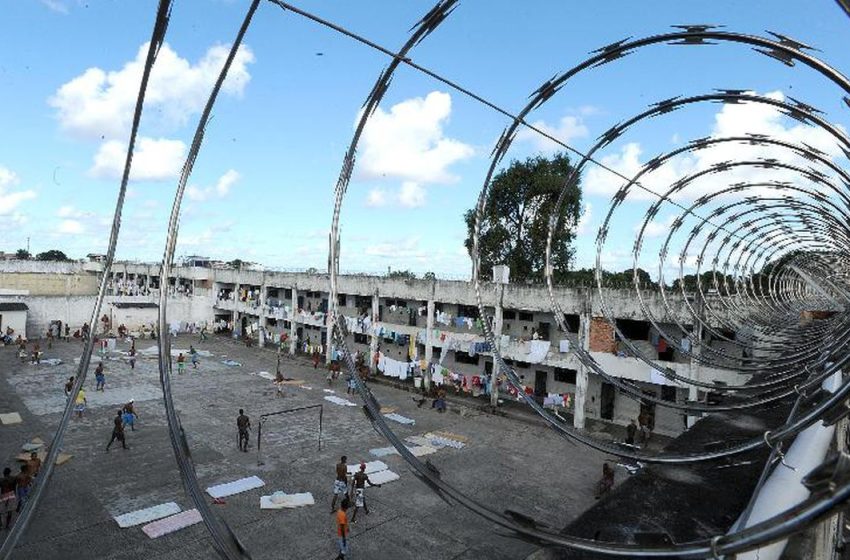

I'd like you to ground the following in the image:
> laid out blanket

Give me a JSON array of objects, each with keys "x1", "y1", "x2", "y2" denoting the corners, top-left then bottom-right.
[
  {"x1": 206, "y1": 476, "x2": 265, "y2": 499},
  {"x1": 115, "y1": 502, "x2": 181, "y2": 528},
  {"x1": 142, "y1": 509, "x2": 202, "y2": 538}
]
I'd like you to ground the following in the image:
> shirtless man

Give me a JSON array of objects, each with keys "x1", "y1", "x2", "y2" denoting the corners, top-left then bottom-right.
[
  {"x1": 63, "y1": 376, "x2": 75, "y2": 398},
  {"x1": 26, "y1": 453, "x2": 41, "y2": 480},
  {"x1": 236, "y1": 409, "x2": 251, "y2": 452},
  {"x1": 350, "y1": 462, "x2": 381, "y2": 523},
  {"x1": 330, "y1": 456, "x2": 349, "y2": 513},
  {"x1": 106, "y1": 410, "x2": 128, "y2": 451}
]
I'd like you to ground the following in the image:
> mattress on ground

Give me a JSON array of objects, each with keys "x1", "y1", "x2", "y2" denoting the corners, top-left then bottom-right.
[
  {"x1": 383, "y1": 413, "x2": 415, "y2": 425},
  {"x1": 206, "y1": 475, "x2": 265, "y2": 499},
  {"x1": 369, "y1": 447, "x2": 399, "y2": 457},
  {"x1": 142, "y1": 509, "x2": 202, "y2": 538},
  {"x1": 368, "y1": 470, "x2": 400, "y2": 485},
  {"x1": 409, "y1": 445, "x2": 437, "y2": 457},
  {"x1": 324, "y1": 396, "x2": 357, "y2": 407},
  {"x1": 259, "y1": 492, "x2": 315, "y2": 510},
  {"x1": 0, "y1": 413, "x2": 23, "y2": 425},
  {"x1": 115, "y1": 502, "x2": 181, "y2": 528},
  {"x1": 347, "y1": 460, "x2": 388, "y2": 475}
]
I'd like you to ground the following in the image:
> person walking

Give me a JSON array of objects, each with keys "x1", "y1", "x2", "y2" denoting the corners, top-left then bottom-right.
[
  {"x1": 95, "y1": 362, "x2": 106, "y2": 391},
  {"x1": 190, "y1": 346, "x2": 199, "y2": 369},
  {"x1": 350, "y1": 462, "x2": 381, "y2": 523},
  {"x1": 199, "y1": 325, "x2": 208, "y2": 342},
  {"x1": 625, "y1": 419, "x2": 637, "y2": 445},
  {"x1": 63, "y1": 376, "x2": 75, "y2": 398},
  {"x1": 274, "y1": 369, "x2": 285, "y2": 398},
  {"x1": 236, "y1": 409, "x2": 251, "y2": 452},
  {"x1": 128, "y1": 343, "x2": 136, "y2": 371},
  {"x1": 74, "y1": 388, "x2": 87, "y2": 419},
  {"x1": 176, "y1": 352, "x2": 186, "y2": 375},
  {"x1": 330, "y1": 456, "x2": 349, "y2": 513},
  {"x1": 14, "y1": 466, "x2": 31, "y2": 513},
  {"x1": 595, "y1": 463, "x2": 615, "y2": 498},
  {"x1": 334, "y1": 498, "x2": 350, "y2": 559},
  {"x1": 106, "y1": 410, "x2": 129, "y2": 451},
  {"x1": 0, "y1": 467, "x2": 17, "y2": 529},
  {"x1": 122, "y1": 400, "x2": 138, "y2": 431}
]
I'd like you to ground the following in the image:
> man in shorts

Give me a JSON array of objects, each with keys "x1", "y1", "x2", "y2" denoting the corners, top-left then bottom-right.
[
  {"x1": 15, "y1": 465, "x2": 31, "y2": 513},
  {"x1": 106, "y1": 410, "x2": 129, "y2": 451},
  {"x1": 0, "y1": 467, "x2": 17, "y2": 529},
  {"x1": 237, "y1": 409, "x2": 251, "y2": 452},
  {"x1": 122, "y1": 400, "x2": 138, "y2": 431},
  {"x1": 350, "y1": 462, "x2": 381, "y2": 523},
  {"x1": 95, "y1": 362, "x2": 106, "y2": 391},
  {"x1": 74, "y1": 388, "x2": 87, "y2": 419},
  {"x1": 330, "y1": 456, "x2": 349, "y2": 513}
]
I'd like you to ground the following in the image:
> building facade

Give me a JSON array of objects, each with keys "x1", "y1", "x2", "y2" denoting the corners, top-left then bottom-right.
[{"x1": 0, "y1": 259, "x2": 750, "y2": 437}]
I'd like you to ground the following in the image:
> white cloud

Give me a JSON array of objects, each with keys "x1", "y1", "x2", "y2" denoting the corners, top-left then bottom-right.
[
  {"x1": 398, "y1": 182, "x2": 426, "y2": 208},
  {"x1": 41, "y1": 0, "x2": 68, "y2": 14},
  {"x1": 89, "y1": 136, "x2": 186, "y2": 181},
  {"x1": 0, "y1": 165, "x2": 36, "y2": 216},
  {"x1": 365, "y1": 236, "x2": 427, "y2": 260},
  {"x1": 358, "y1": 91, "x2": 474, "y2": 184},
  {"x1": 186, "y1": 169, "x2": 241, "y2": 201},
  {"x1": 517, "y1": 114, "x2": 589, "y2": 152},
  {"x1": 365, "y1": 188, "x2": 387, "y2": 207},
  {"x1": 58, "y1": 219, "x2": 84, "y2": 234},
  {"x1": 56, "y1": 206, "x2": 95, "y2": 219},
  {"x1": 583, "y1": 91, "x2": 845, "y2": 202},
  {"x1": 50, "y1": 41, "x2": 254, "y2": 140}
]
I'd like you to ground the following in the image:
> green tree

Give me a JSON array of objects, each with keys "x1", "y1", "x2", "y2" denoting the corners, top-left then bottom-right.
[
  {"x1": 36, "y1": 249, "x2": 70, "y2": 261},
  {"x1": 422, "y1": 271, "x2": 436, "y2": 281},
  {"x1": 387, "y1": 269, "x2": 416, "y2": 280},
  {"x1": 15, "y1": 249, "x2": 30, "y2": 260},
  {"x1": 464, "y1": 152, "x2": 582, "y2": 283},
  {"x1": 228, "y1": 259, "x2": 244, "y2": 269}
]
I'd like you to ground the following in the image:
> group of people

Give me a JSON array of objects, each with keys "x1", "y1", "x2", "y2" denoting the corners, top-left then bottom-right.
[
  {"x1": 330, "y1": 456, "x2": 382, "y2": 559},
  {"x1": 0, "y1": 452, "x2": 42, "y2": 530},
  {"x1": 624, "y1": 412, "x2": 654, "y2": 446}
]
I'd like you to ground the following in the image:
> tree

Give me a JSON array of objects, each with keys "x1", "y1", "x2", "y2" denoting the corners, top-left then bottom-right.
[
  {"x1": 36, "y1": 249, "x2": 70, "y2": 261},
  {"x1": 423, "y1": 271, "x2": 437, "y2": 281},
  {"x1": 387, "y1": 269, "x2": 416, "y2": 280},
  {"x1": 464, "y1": 152, "x2": 582, "y2": 283},
  {"x1": 228, "y1": 259, "x2": 244, "y2": 269},
  {"x1": 15, "y1": 249, "x2": 30, "y2": 260}
]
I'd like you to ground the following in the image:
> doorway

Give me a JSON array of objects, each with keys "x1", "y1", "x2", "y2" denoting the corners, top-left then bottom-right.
[
  {"x1": 534, "y1": 370, "x2": 548, "y2": 397},
  {"x1": 600, "y1": 382, "x2": 616, "y2": 420}
]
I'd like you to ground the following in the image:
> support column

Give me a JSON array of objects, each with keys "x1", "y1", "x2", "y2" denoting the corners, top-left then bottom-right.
[
  {"x1": 490, "y1": 285, "x2": 504, "y2": 408},
  {"x1": 424, "y1": 299, "x2": 435, "y2": 390},
  {"x1": 369, "y1": 290, "x2": 379, "y2": 374},
  {"x1": 325, "y1": 298, "x2": 334, "y2": 365},
  {"x1": 258, "y1": 280, "x2": 267, "y2": 347},
  {"x1": 573, "y1": 308, "x2": 591, "y2": 430},
  {"x1": 289, "y1": 287, "x2": 298, "y2": 355},
  {"x1": 687, "y1": 318, "x2": 704, "y2": 428}
]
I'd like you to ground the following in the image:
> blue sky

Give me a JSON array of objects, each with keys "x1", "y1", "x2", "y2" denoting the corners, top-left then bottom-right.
[{"x1": 1, "y1": 1, "x2": 849, "y2": 279}]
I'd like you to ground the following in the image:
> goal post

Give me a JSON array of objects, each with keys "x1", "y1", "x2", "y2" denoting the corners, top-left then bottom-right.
[{"x1": 256, "y1": 404, "x2": 323, "y2": 465}]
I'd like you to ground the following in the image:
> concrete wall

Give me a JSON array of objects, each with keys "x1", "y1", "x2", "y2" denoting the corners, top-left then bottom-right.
[{"x1": 0, "y1": 310, "x2": 27, "y2": 338}]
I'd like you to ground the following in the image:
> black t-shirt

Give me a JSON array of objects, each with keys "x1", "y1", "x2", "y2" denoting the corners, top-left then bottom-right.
[{"x1": 237, "y1": 414, "x2": 250, "y2": 432}]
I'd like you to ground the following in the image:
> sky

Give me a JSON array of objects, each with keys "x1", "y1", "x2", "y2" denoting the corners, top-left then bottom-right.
[{"x1": 1, "y1": 1, "x2": 849, "y2": 280}]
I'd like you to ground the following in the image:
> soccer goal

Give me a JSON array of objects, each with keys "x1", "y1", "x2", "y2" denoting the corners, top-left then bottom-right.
[{"x1": 256, "y1": 404, "x2": 323, "y2": 466}]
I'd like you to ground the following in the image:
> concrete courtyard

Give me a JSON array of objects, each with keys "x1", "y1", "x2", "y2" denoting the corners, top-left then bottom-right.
[{"x1": 0, "y1": 334, "x2": 615, "y2": 559}]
